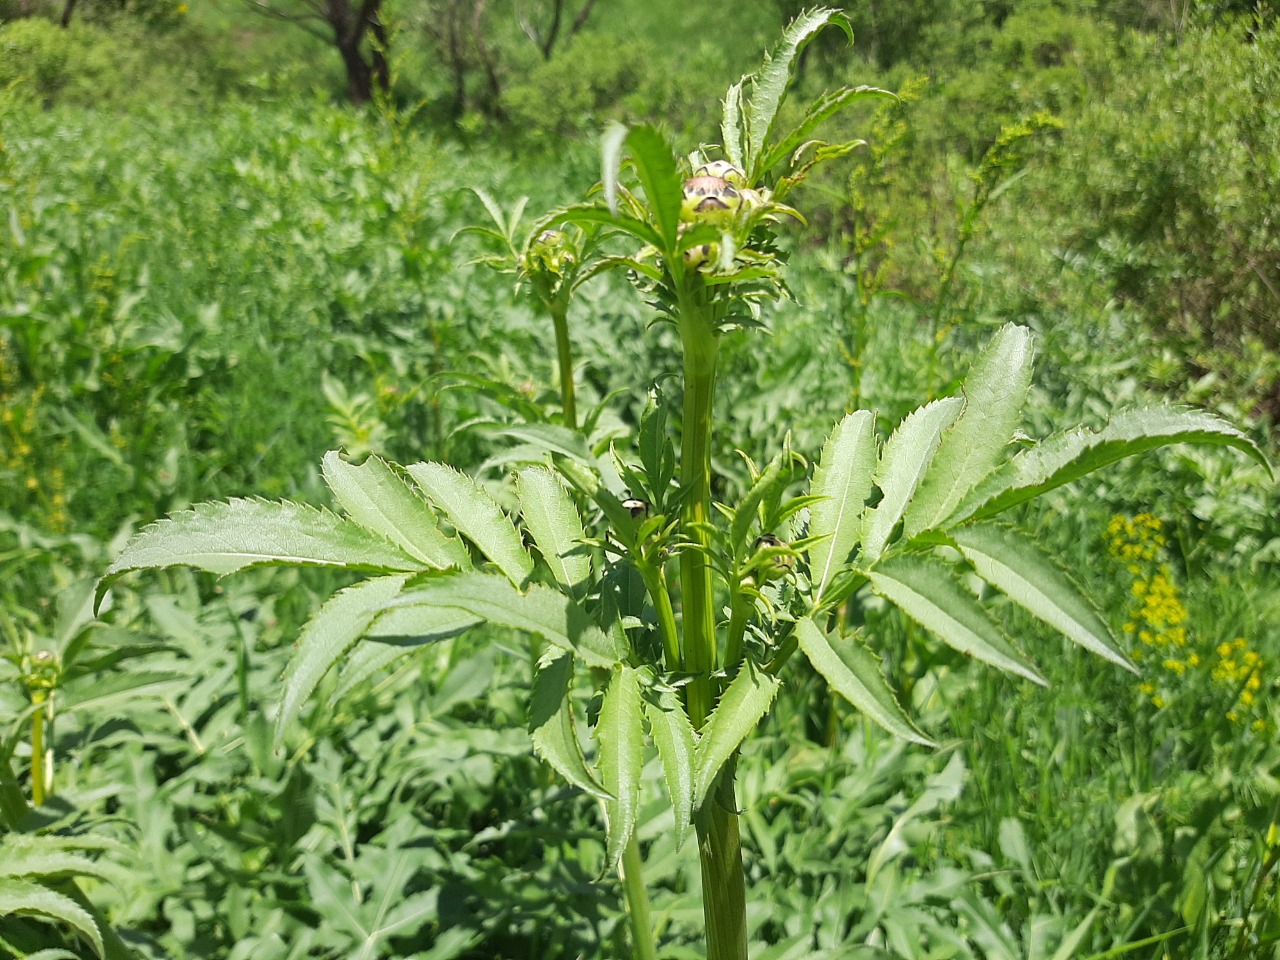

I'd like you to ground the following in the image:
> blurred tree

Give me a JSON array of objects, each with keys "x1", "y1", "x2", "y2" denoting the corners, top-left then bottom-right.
[
  {"x1": 244, "y1": 0, "x2": 389, "y2": 103},
  {"x1": 517, "y1": 0, "x2": 598, "y2": 59}
]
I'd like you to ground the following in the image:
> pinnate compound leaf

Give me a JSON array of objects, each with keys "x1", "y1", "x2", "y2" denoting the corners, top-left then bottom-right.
[
  {"x1": 98, "y1": 498, "x2": 421, "y2": 606},
  {"x1": 869, "y1": 556, "x2": 1045, "y2": 685},
  {"x1": 745, "y1": 7, "x2": 852, "y2": 178},
  {"x1": 530, "y1": 650, "x2": 610, "y2": 800},
  {"x1": 644, "y1": 687, "x2": 696, "y2": 846},
  {"x1": 322, "y1": 451, "x2": 470, "y2": 570},
  {"x1": 625, "y1": 125, "x2": 683, "y2": 252},
  {"x1": 951, "y1": 524, "x2": 1135, "y2": 672},
  {"x1": 795, "y1": 618, "x2": 933, "y2": 746},
  {"x1": 0, "y1": 877, "x2": 102, "y2": 959},
  {"x1": 808, "y1": 410, "x2": 877, "y2": 599},
  {"x1": 762, "y1": 85, "x2": 894, "y2": 176},
  {"x1": 406, "y1": 463, "x2": 533, "y2": 586},
  {"x1": 950, "y1": 405, "x2": 1273, "y2": 524},
  {"x1": 693, "y1": 660, "x2": 781, "y2": 811},
  {"x1": 275, "y1": 575, "x2": 409, "y2": 745},
  {"x1": 903, "y1": 324, "x2": 1034, "y2": 538},
  {"x1": 516, "y1": 467, "x2": 591, "y2": 593},
  {"x1": 594, "y1": 665, "x2": 646, "y2": 871},
  {"x1": 860, "y1": 398, "x2": 964, "y2": 562},
  {"x1": 388, "y1": 572, "x2": 624, "y2": 667}
]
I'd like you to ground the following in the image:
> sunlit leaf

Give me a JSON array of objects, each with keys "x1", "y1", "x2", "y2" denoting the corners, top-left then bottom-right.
[
  {"x1": 808, "y1": 410, "x2": 877, "y2": 599},
  {"x1": 952, "y1": 523, "x2": 1135, "y2": 672},
  {"x1": 0, "y1": 878, "x2": 102, "y2": 959},
  {"x1": 406, "y1": 462, "x2": 533, "y2": 586},
  {"x1": 795, "y1": 617, "x2": 933, "y2": 746},
  {"x1": 595, "y1": 665, "x2": 646, "y2": 871},
  {"x1": 869, "y1": 555, "x2": 1045, "y2": 684},
  {"x1": 275, "y1": 575, "x2": 409, "y2": 745},
  {"x1": 644, "y1": 687, "x2": 696, "y2": 846},
  {"x1": 860, "y1": 398, "x2": 964, "y2": 562},
  {"x1": 904, "y1": 323, "x2": 1035, "y2": 537},
  {"x1": 950, "y1": 405, "x2": 1273, "y2": 524},
  {"x1": 322, "y1": 451, "x2": 470, "y2": 570},
  {"x1": 516, "y1": 467, "x2": 591, "y2": 593},
  {"x1": 693, "y1": 660, "x2": 781, "y2": 811}
]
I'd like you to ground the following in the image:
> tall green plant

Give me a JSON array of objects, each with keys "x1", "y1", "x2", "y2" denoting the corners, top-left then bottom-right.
[{"x1": 95, "y1": 11, "x2": 1271, "y2": 960}]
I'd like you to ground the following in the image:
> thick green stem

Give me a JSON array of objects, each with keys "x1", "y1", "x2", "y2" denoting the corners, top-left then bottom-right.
[
  {"x1": 550, "y1": 301, "x2": 577, "y2": 431},
  {"x1": 621, "y1": 833, "x2": 659, "y2": 960},
  {"x1": 679, "y1": 308, "x2": 718, "y2": 728},
  {"x1": 676, "y1": 289, "x2": 748, "y2": 960},
  {"x1": 30, "y1": 691, "x2": 46, "y2": 807},
  {"x1": 695, "y1": 765, "x2": 748, "y2": 960}
]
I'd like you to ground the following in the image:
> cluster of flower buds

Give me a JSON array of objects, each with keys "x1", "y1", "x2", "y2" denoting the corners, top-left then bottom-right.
[{"x1": 524, "y1": 228, "x2": 576, "y2": 278}]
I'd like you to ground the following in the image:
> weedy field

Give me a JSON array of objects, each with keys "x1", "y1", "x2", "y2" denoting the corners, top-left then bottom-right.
[{"x1": 1, "y1": 3, "x2": 1279, "y2": 959}]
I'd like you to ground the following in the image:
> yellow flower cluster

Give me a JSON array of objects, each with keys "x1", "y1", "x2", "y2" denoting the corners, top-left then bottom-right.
[
  {"x1": 1, "y1": 342, "x2": 69, "y2": 532},
  {"x1": 1214, "y1": 637, "x2": 1265, "y2": 725},
  {"x1": 1108, "y1": 514, "x2": 1188, "y2": 667},
  {"x1": 1107, "y1": 513, "x2": 1268, "y2": 731}
]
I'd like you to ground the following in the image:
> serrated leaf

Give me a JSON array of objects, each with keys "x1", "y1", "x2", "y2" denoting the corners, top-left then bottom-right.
[
  {"x1": 745, "y1": 7, "x2": 852, "y2": 178},
  {"x1": 730, "y1": 450, "x2": 787, "y2": 557},
  {"x1": 388, "y1": 572, "x2": 624, "y2": 667},
  {"x1": 275, "y1": 575, "x2": 409, "y2": 745},
  {"x1": 951, "y1": 524, "x2": 1135, "y2": 672},
  {"x1": 56, "y1": 671, "x2": 183, "y2": 717},
  {"x1": 808, "y1": 411, "x2": 877, "y2": 599},
  {"x1": 761, "y1": 85, "x2": 893, "y2": 177},
  {"x1": 0, "y1": 844, "x2": 126, "y2": 887},
  {"x1": 530, "y1": 650, "x2": 609, "y2": 800},
  {"x1": 693, "y1": 660, "x2": 781, "y2": 811},
  {"x1": 644, "y1": 688, "x2": 696, "y2": 846},
  {"x1": 869, "y1": 556, "x2": 1045, "y2": 685},
  {"x1": 602, "y1": 122, "x2": 627, "y2": 215},
  {"x1": 98, "y1": 499, "x2": 421, "y2": 606},
  {"x1": 322, "y1": 451, "x2": 470, "y2": 570},
  {"x1": 625, "y1": 125, "x2": 682, "y2": 252},
  {"x1": 406, "y1": 463, "x2": 533, "y2": 586},
  {"x1": 0, "y1": 877, "x2": 102, "y2": 958},
  {"x1": 950, "y1": 405, "x2": 1273, "y2": 524},
  {"x1": 516, "y1": 467, "x2": 591, "y2": 593},
  {"x1": 328, "y1": 605, "x2": 482, "y2": 705},
  {"x1": 904, "y1": 324, "x2": 1035, "y2": 537},
  {"x1": 795, "y1": 618, "x2": 933, "y2": 746},
  {"x1": 540, "y1": 203, "x2": 665, "y2": 251},
  {"x1": 721, "y1": 81, "x2": 744, "y2": 171},
  {"x1": 861, "y1": 398, "x2": 965, "y2": 562},
  {"x1": 594, "y1": 665, "x2": 646, "y2": 871}
]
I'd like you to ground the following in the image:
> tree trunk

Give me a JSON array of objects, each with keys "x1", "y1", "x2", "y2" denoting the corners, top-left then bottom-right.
[
  {"x1": 338, "y1": 38, "x2": 375, "y2": 104},
  {"x1": 59, "y1": 0, "x2": 77, "y2": 27}
]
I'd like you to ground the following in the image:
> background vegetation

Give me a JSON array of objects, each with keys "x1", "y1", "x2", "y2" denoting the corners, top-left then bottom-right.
[{"x1": 1, "y1": 0, "x2": 1278, "y2": 957}]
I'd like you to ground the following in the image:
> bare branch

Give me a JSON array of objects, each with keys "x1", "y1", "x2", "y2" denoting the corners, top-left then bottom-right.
[
  {"x1": 242, "y1": 0, "x2": 332, "y2": 41},
  {"x1": 569, "y1": 0, "x2": 598, "y2": 38}
]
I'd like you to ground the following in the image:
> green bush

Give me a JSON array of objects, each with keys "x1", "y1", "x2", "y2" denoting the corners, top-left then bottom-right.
[{"x1": 0, "y1": 18, "x2": 71, "y2": 103}]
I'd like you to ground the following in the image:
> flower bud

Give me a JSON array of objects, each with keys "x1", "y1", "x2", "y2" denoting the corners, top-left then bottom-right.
[
  {"x1": 621, "y1": 497, "x2": 649, "y2": 518},
  {"x1": 682, "y1": 242, "x2": 718, "y2": 270},
  {"x1": 526, "y1": 228, "x2": 574, "y2": 275},
  {"x1": 681, "y1": 176, "x2": 741, "y2": 225},
  {"x1": 694, "y1": 160, "x2": 747, "y2": 188}
]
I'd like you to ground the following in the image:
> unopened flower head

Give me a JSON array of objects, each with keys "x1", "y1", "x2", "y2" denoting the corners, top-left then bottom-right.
[
  {"x1": 681, "y1": 176, "x2": 742, "y2": 226},
  {"x1": 693, "y1": 160, "x2": 747, "y2": 188}
]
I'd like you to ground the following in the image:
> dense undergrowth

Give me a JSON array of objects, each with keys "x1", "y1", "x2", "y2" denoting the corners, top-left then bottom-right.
[{"x1": 2, "y1": 1, "x2": 1279, "y2": 958}]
